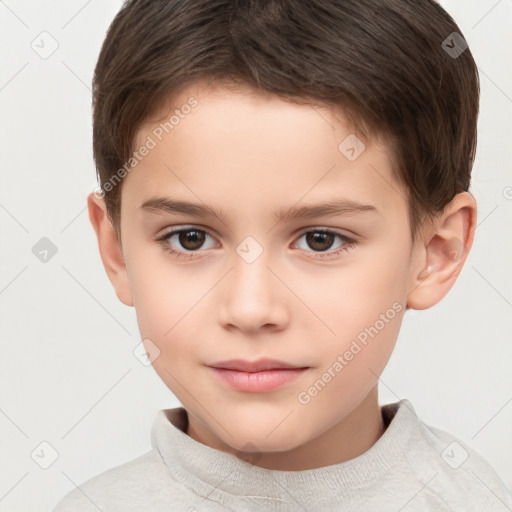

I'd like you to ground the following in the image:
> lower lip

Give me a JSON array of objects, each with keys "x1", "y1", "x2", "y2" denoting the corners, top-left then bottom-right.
[{"x1": 208, "y1": 367, "x2": 308, "y2": 392}]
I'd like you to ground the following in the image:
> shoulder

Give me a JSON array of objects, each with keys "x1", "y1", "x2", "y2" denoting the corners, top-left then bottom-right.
[
  {"x1": 51, "y1": 449, "x2": 178, "y2": 511},
  {"x1": 397, "y1": 400, "x2": 512, "y2": 511}
]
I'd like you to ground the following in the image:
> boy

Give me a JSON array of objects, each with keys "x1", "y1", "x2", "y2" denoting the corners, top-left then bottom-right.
[{"x1": 53, "y1": 0, "x2": 512, "y2": 510}]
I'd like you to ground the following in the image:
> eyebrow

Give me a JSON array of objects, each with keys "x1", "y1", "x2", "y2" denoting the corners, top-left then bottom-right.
[{"x1": 140, "y1": 196, "x2": 378, "y2": 222}]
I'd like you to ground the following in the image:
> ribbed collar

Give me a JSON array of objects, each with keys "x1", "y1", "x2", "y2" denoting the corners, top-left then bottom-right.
[{"x1": 151, "y1": 399, "x2": 418, "y2": 507}]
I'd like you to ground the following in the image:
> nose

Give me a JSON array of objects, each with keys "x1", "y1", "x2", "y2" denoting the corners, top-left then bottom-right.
[{"x1": 217, "y1": 246, "x2": 289, "y2": 334}]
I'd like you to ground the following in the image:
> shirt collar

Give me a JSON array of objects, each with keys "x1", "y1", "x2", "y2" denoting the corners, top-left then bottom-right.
[{"x1": 150, "y1": 399, "x2": 418, "y2": 507}]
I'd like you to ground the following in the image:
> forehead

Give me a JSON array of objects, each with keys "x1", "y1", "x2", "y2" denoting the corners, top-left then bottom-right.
[
  {"x1": 125, "y1": 82, "x2": 405, "y2": 221},
  {"x1": 136, "y1": 81, "x2": 348, "y2": 154}
]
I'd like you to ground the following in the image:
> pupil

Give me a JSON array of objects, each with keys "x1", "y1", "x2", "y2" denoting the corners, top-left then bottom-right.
[
  {"x1": 306, "y1": 232, "x2": 334, "y2": 251},
  {"x1": 179, "y1": 230, "x2": 205, "y2": 250}
]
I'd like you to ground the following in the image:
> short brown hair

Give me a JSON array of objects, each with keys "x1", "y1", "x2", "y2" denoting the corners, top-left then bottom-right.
[{"x1": 92, "y1": 0, "x2": 479, "y2": 239}]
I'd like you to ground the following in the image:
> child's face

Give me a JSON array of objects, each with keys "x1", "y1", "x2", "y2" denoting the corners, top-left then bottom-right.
[{"x1": 114, "y1": 82, "x2": 420, "y2": 454}]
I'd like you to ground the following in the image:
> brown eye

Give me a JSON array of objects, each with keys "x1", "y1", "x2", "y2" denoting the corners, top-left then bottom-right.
[
  {"x1": 294, "y1": 229, "x2": 355, "y2": 258},
  {"x1": 157, "y1": 227, "x2": 216, "y2": 258},
  {"x1": 177, "y1": 229, "x2": 206, "y2": 250},
  {"x1": 305, "y1": 231, "x2": 335, "y2": 251}
]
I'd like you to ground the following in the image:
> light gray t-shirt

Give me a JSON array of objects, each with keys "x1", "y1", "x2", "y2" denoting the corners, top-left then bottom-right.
[{"x1": 52, "y1": 399, "x2": 512, "y2": 511}]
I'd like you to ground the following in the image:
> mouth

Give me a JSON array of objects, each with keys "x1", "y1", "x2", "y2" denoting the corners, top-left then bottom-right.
[
  {"x1": 207, "y1": 358, "x2": 308, "y2": 372},
  {"x1": 206, "y1": 358, "x2": 310, "y2": 393}
]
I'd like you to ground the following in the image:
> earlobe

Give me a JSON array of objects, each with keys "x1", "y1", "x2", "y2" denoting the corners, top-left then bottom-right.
[
  {"x1": 407, "y1": 192, "x2": 477, "y2": 311},
  {"x1": 87, "y1": 191, "x2": 134, "y2": 307}
]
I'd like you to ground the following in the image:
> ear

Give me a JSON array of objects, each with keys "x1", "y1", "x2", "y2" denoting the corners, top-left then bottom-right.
[
  {"x1": 407, "y1": 192, "x2": 477, "y2": 310},
  {"x1": 87, "y1": 191, "x2": 134, "y2": 307}
]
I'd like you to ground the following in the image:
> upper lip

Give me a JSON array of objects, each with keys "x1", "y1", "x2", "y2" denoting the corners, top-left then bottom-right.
[{"x1": 207, "y1": 358, "x2": 308, "y2": 372}]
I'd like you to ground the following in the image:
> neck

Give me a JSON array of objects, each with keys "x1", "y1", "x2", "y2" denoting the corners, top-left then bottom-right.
[{"x1": 187, "y1": 386, "x2": 386, "y2": 471}]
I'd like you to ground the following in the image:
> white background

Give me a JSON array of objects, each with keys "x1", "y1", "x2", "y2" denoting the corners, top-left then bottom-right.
[{"x1": 0, "y1": 1, "x2": 511, "y2": 510}]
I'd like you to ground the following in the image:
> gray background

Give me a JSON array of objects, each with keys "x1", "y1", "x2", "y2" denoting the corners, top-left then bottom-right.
[{"x1": 0, "y1": 0, "x2": 511, "y2": 510}]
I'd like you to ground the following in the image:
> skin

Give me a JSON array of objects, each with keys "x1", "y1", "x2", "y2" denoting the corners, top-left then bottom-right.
[{"x1": 88, "y1": 81, "x2": 477, "y2": 471}]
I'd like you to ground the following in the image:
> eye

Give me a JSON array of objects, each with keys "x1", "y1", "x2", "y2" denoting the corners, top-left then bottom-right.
[
  {"x1": 156, "y1": 227, "x2": 217, "y2": 259},
  {"x1": 293, "y1": 229, "x2": 355, "y2": 258},
  {"x1": 156, "y1": 226, "x2": 356, "y2": 260}
]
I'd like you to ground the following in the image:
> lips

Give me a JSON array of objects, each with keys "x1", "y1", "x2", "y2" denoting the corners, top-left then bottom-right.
[
  {"x1": 206, "y1": 358, "x2": 310, "y2": 392},
  {"x1": 207, "y1": 358, "x2": 308, "y2": 372}
]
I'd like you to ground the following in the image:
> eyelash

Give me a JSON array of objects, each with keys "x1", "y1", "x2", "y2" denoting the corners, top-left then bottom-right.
[{"x1": 155, "y1": 226, "x2": 356, "y2": 261}]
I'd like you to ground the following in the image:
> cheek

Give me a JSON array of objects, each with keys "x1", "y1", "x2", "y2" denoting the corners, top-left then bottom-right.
[
  {"x1": 133, "y1": 275, "x2": 200, "y2": 338},
  {"x1": 343, "y1": 235, "x2": 410, "y2": 309},
  {"x1": 295, "y1": 245, "x2": 409, "y2": 336},
  {"x1": 293, "y1": 241, "x2": 409, "y2": 384},
  {"x1": 129, "y1": 254, "x2": 217, "y2": 363},
  {"x1": 131, "y1": 270, "x2": 208, "y2": 398},
  {"x1": 298, "y1": 300, "x2": 403, "y2": 416}
]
